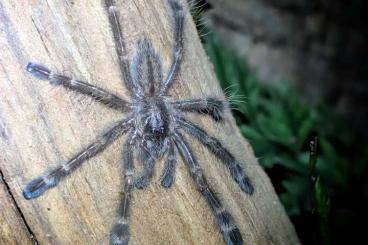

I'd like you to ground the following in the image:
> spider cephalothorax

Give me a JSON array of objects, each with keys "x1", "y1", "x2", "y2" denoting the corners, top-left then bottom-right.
[{"x1": 23, "y1": 0, "x2": 253, "y2": 244}]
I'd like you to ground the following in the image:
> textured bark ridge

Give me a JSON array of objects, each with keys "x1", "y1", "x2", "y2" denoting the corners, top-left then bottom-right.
[{"x1": 0, "y1": 0, "x2": 299, "y2": 244}]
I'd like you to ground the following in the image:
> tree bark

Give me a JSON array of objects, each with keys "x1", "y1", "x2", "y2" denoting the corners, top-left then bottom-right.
[
  {"x1": 0, "y1": 0, "x2": 299, "y2": 244},
  {"x1": 0, "y1": 174, "x2": 35, "y2": 244}
]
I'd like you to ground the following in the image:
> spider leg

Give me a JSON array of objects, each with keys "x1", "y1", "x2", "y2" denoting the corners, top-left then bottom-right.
[
  {"x1": 173, "y1": 132, "x2": 243, "y2": 245},
  {"x1": 104, "y1": 0, "x2": 143, "y2": 99},
  {"x1": 172, "y1": 98, "x2": 224, "y2": 121},
  {"x1": 26, "y1": 63, "x2": 130, "y2": 112},
  {"x1": 133, "y1": 147, "x2": 155, "y2": 189},
  {"x1": 131, "y1": 38, "x2": 163, "y2": 97},
  {"x1": 177, "y1": 118, "x2": 254, "y2": 194},
  {"x1": 23, "y1": 117, "x2": 133, "y2": 200},
  {"x1": 110, "y1": 134, "x2": 135, "y2": 245},
  {"x1": 160, "y1": 139, "x2": 176, "y2": 188},
  {"x1": 159, "y1": 0, "x2": 185, "y2": 95}
]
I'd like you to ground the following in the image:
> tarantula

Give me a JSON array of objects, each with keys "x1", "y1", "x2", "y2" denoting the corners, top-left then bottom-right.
[{"x1": 23, "y1": 0, "x2": 254, "y2": 244}]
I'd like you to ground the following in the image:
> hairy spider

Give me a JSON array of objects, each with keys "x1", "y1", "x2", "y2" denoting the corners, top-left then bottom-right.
[{"x1": 23, "y1": 0, "x2": 254, "y2": 244}]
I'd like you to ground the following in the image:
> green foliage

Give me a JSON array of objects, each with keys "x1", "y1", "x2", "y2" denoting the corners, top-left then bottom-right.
[{"x1": 201, "y1": 31, "x2": 368, "y2": 245}]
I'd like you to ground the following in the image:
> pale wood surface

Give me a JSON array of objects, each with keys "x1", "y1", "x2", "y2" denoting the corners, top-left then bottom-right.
[
  {"x1": 0, "y1": 0, "x2": 300, "y2": 244},
  {"x1": 0, "y1": 175, "x2": 34, "y2": 245}
]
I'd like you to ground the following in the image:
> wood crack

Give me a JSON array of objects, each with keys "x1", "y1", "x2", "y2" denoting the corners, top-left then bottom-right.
[{"x1": 0, "y1": 168, "x2": 39, "y2": 245}]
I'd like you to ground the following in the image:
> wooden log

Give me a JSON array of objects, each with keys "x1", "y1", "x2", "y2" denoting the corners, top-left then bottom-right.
[
  {"x1": 0, "y1": 174, "x2": 35, "y2": 245},
  {"x1": 0, "y1": 0, "x2": 300, "y2": 244}
]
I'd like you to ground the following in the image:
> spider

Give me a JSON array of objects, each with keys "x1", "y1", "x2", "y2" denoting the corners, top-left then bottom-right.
[{"x1": 23, "y1": 0, "x2": 254, "y2": 244}]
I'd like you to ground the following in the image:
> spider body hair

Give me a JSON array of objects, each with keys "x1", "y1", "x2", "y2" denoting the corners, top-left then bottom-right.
[{"x1": 23, "y1": 0, "x2": 253, "y2": 244}]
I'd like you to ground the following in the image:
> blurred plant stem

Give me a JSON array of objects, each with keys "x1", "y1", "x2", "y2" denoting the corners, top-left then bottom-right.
[{"x1": 309, "y1": 137, "x2": 331, "y2": 245}]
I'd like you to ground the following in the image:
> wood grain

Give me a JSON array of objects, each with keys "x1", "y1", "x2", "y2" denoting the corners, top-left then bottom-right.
[
  {"x1": 0, "y1": 173, "x2": 35, "y2": 245},
  {"x1": 0, "y1": 0, "x2": 300, "y2": 244}
]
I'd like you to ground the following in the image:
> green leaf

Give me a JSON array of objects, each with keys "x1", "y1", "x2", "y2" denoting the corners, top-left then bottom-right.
[
  {"x1": 240, "y1": 125, "x2": 263, "y2": 142},
  {"x1": 297, "y1": 117, "x2": 315, "y2": 148},
  {"x1": 313, "y1": 177, "x2": 331, "y2": 218}
]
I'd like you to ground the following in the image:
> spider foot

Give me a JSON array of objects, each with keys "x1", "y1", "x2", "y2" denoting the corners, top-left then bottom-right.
[
  {"x1": 206, "y1": 98, "x2": 224, "y2": 121},
  {"x1": 160, "y1": 173, "x2": 174, "y2": 188},
  {"x1": 23, "y1": 175, "x2": 60, "y2": 200},
  {"x1": 217, "y1": 211, "x2": 243, "y2": 245},
  {"x1": 237, "y1": 176, "x2": 254, "y2": 195},
  {"x1": 110, "y1": 221, "x2": 129, "y2": 245},
  {"x1": 26, "y1": 62, "x2": 51, "y2": 80},
  {"x1": 223, "y1": 227, "x2": 243, "y2": 245},
  {"x1": 229, "y1": 164, "x2": 254, "y2": 195}
]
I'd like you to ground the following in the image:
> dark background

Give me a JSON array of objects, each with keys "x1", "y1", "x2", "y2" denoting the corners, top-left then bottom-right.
[{"x1": 192, "y1": 0, "x2": 368, "y2": 244}]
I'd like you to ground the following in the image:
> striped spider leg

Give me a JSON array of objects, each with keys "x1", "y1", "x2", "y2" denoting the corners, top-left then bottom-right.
[{"x1": 23, "y1": 1, "x2": 253, "y2": 244}]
